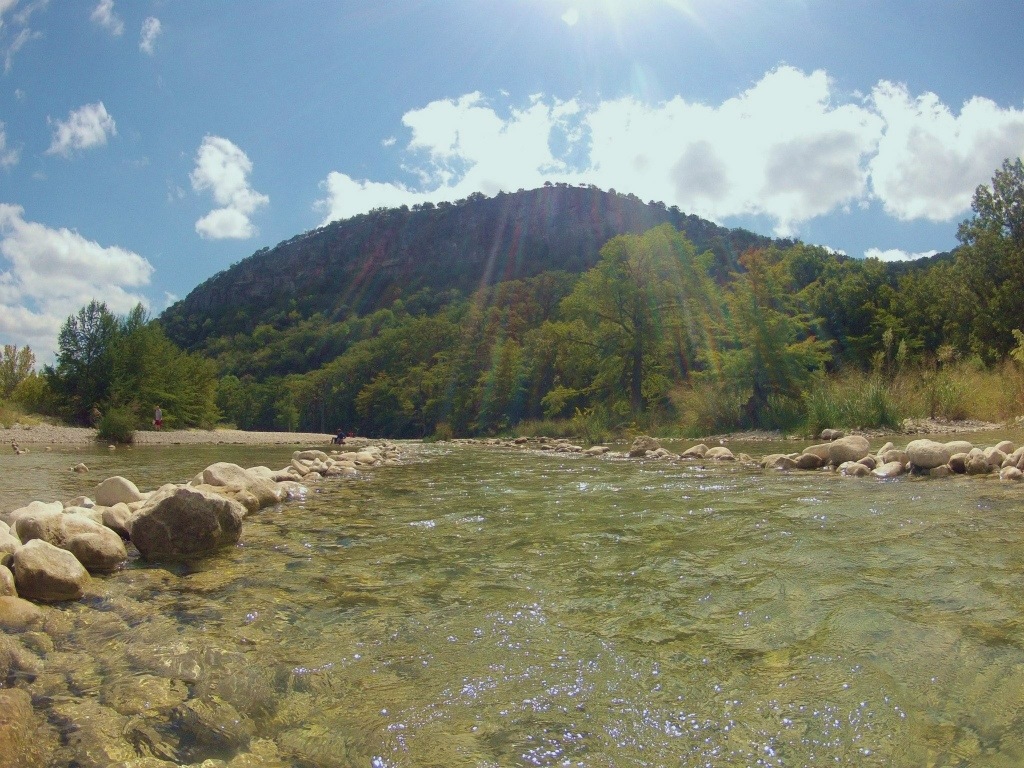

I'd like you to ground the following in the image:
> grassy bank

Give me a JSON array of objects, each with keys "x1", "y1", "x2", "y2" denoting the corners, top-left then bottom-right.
[{"x1": 507, "y1": 362, "x2": 1024, "y2": 442}]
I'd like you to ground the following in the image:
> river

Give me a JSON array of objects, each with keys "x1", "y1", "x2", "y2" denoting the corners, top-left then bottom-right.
[{"x1": 4, "y1": 435, "x2": 1024, "y2": 766}]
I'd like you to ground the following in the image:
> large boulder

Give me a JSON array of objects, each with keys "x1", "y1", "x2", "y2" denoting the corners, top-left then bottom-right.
[
  {"x1": 628, "y1": 435, "x2": 661, "y2": 457},
  {"x1": 906, "y1": 439, "x2": 954, "y2": 470},
  {"x1": 828, "y1": 435, "x2": 870, "y2": 466},
  {"x1": 64, "y1": 530, "x2": 128, "y2": 573},
  {"x1": 13, "y1": 511, "x2": 126, "y2": 573},
  {"x1": 12, "y1": 539, "x2": 91, "y2": 602},
  {"x1": 945, "y1": 440, "x2": 975, "y2": 455},
  {"x1": 199, "y1": 462, "x2": 284, "y2": 510},
  {"x1": 129, "y1": 485, "x2": 245, "y2": 561},
  {"x1": 93, "y1": 476, "x2": 145, "y2": 507},
  {"x1": 680, "y1": 443, "x2": 708, "y2": 459},
  {"x1": 4, "y1": 501, "x2": 62, "y2": 528}
]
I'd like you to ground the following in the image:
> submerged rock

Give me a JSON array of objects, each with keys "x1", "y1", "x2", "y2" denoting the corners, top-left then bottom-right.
[
  {"x1": 0, "y1": 687, "x2": 57, "y2": 767},
  {"x1": 0, "y1": 595, "x2": 44, "y2": 630}
]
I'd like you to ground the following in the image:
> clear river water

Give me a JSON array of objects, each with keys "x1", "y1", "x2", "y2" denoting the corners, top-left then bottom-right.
[{"x1": 5, "y1": 435, "x2": 1024, "y2": 767}]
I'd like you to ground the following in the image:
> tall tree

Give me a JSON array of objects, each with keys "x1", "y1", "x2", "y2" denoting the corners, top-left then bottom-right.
[
  {"x1": 552, "y1": 224, "x2": 718, "y2": 415},
  {"x1": 948, "y1": 157, "x2": 1024, "y2": 360},
  {"x1": 47, "y1": 300, "x2": 120, "y2": 423},
  {"x1": 0, "y1": 344, "x2": 35, "y2": 398},
  {"x1": 706, "y1": 248, "x2": 832, "y2": 426}
]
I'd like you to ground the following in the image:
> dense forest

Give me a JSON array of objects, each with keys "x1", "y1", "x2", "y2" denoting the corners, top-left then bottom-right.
[{"x1": 5, "y1": 160, "x2": 1023, "y2": 440}]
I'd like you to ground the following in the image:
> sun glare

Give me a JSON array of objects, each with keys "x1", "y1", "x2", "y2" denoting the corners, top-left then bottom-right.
[{"x1": 565, "y1": 0, "x2": 702, "y2": 22}]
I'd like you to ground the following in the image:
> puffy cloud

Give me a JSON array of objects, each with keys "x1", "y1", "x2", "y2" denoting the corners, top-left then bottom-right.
[
  {"x1": 139, "y1": 16, "x2": 161, "y2": 55},
  {"x1": 864, "y1": 247, "x2": 938, "y2": 262},
  {"x1": 90, "y1": 0, "x2": 123, "y2": 36},
  {"x1": 317, "y1": 93, "x2": 584, "y2": 222},
  {"x1": 46, "y1": 101, "x2": 117, "y2": 157},
  {"x1": 315, "y1": 67, "x2": 1024, "y2": 237},
  {"x1": 0, "y1": 121, "x2": 19, "y2": 167},
  {"x1": 0, "y1": 203, "x2": 154, "y2": 361},
  {"x1": 869, "y1": 83, "x2": 1024, "y2": 221},
  {"x1": 190, "y1": 135, "x2": 269, "y2": 239}
]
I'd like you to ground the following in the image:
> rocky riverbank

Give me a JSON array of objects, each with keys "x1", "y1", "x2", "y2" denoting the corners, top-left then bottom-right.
[{"x1": 1, "y1": 423, "x2": 336, "y2": 447}]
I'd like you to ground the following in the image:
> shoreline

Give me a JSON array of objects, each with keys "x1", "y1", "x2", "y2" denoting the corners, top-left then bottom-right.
[
  {"x1": 1, "y1": 423, "x2": 336, "y2": 447},
  {"x1": 0, "y1": 416, "x2": 1013, "y2": 450}
]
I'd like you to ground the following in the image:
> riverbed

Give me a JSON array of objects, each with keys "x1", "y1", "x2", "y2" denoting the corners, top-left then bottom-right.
[{"x1": 4, "y1": 436, "x2": 1024, "y2": 766}]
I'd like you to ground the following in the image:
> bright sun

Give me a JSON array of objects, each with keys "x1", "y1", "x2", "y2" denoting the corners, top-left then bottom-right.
[{"x1": 558, "y1": 0, "x2": 707, "y2": 30}]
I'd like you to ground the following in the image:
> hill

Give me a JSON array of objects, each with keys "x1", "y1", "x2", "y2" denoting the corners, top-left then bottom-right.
[{"x1": 160, "y1": 185, "x2": 783, "y2": 350}]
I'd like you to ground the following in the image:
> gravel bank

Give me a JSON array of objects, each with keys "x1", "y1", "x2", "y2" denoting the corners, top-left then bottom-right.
[{"x1": 1, "y1": 423, "x2": 335, "y2": 447}]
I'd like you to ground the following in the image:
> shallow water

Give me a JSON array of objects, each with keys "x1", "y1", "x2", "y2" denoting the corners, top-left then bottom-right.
[{"x1": 7, "y1": 439, "x2": 1024, "y2": 766}]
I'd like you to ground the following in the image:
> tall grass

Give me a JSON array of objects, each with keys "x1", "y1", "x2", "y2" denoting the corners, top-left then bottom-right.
[
  {"x1": 803, "y1": 373, "x2": 902, "y2": 435},
  {"x1": 0, "y1": 400, "x2": 41, "y2": 428}
]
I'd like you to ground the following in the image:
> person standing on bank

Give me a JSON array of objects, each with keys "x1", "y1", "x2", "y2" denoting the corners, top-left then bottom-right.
[{"x1": 154, "y1": 405, "x2": 163, "y2": 430}]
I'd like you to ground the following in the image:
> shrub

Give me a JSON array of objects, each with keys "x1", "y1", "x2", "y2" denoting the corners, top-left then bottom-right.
[
  {"x1": 803, "y1": 373, "x2": 902, "y2": 435},
  {"x1": 669, "y1": 381, "x2": 746, "y2": 437},
  {"x1": 97, "y1": 406, "x2": 136, "y2": 444},
  {"x1": 428, "y1": 422, "x2": 455, "y2": 442}
]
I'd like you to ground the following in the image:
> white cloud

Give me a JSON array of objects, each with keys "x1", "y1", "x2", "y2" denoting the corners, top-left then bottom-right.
[
  {"x1": 864, "y1": 247, "x2": 938, "y2": 262},
  {"x1": 869, "y1": 83, "x2": 1024, "y2": 221},
  {"x1": 1, "y1": 0, "x2": 46, "y2": 71},
  {"x1": 315, "y1": 66, "x2": 1024, "y2": 237},
  {"x1": 3, "y1": 23, "x2": 39, "y2": 73},
  {"x1": 381, "y1": 136, "x2": 396, "y2": 148},
  {"x1": 0, "y1": 121, "x2": 19, "y2": 167},
  {"x1": 0, "y1": 0, "x2": 17, "y2": 27},
  {"x1": 46, "y1": 101, "x2": 117, "y2": 157},
  {"x1": 90, "y1": 0, "x2": 123, "y2": 36},
  {"x1": 139, "y1": 16, "x2": 161, "y2": 55},
  {"x1": 190, "y1": 135, "x2": 269, "y2": 239},
  {"x1": 562, "y1": 8, "x2": 580, "y2": 26},
  {"x1": 0, "y1": 203, "x2": 154, "y2": 361}
]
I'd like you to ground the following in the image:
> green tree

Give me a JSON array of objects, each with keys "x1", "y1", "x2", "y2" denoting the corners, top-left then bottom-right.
[
  {"x1": 552, "y1": 224, "x2": 718, "y2": 415},
  {"x1": 945, "y1": 157, "x2": 1024, "y2": 360},
  {"x1": 47, "y1": 301, "x2": 219, "y2": 428},
  {"x1": 0, "y1": 344, "x2": 36, "y2": 399},
  {"x1": 706, "y1": 248, "x2": 832, "y2": 426},
  {"x1": 46, "y1": 300, "x2": 120, "y2": 423}
]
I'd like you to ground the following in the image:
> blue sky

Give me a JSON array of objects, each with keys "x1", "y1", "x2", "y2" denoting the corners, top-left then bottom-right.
[{"x1": 2, "y1": 0, "x2": 1024, "y2": 361}]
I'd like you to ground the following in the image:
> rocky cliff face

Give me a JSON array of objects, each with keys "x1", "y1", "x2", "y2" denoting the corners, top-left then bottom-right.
[{"x1": 161, "y1": 185, "x2": 778, "y2": 350}]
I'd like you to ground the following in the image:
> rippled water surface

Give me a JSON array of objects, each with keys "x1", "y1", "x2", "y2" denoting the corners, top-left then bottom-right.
[{"x1": 7, "y1": 439, "x2": 1024, "y2": 766}]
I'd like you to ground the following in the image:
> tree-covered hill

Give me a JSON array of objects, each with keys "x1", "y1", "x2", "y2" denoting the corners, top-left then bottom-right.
[{"x1": 161, "y1": 185, "x2": 783, "y2": 350}]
